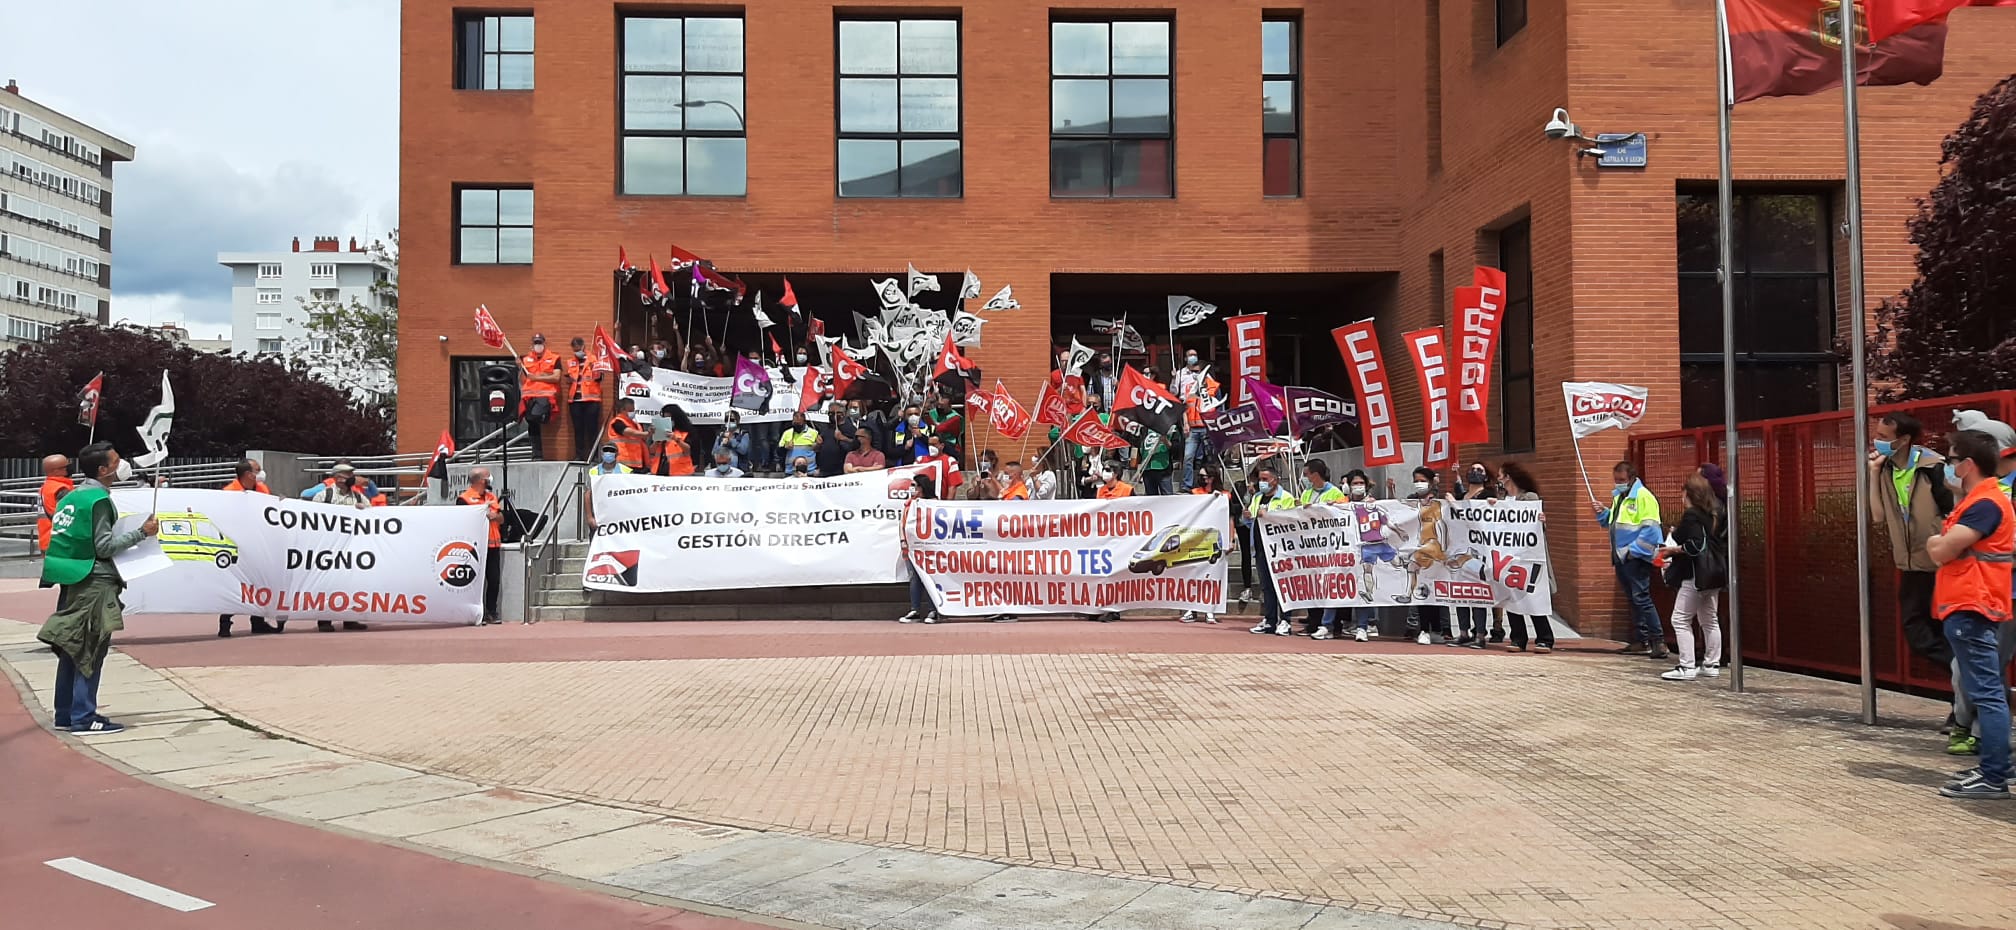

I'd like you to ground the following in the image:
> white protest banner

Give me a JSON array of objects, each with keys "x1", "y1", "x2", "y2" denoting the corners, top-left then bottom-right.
[
  {"x1": 111, "y1": 489, "x2": 487, "y2": 624},
  {"x1": 585, "y1": 469, "x2": 923, "y2": 593},
  {"x1": 1256, "y1": 499, "x2": 1553, "y2": 616},
  {"x1": 619, "y1": 366, "x2": 823, "y2": 425},
  {"x1": 904, "y1": 496, "x2": 1229, "y2": 617},
  {"x1": 1562, "y1": 381, "x2": 1650, "y2": 438}
]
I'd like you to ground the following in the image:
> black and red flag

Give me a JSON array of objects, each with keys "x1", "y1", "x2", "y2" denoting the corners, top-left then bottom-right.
[
  {"x1": 77, "y1": 371, "x2": 103, "y2": 429},
  {"x1": 425, "y1": 428, "x2": 456, "y2": 482},
  {"x1": 647, "y1": 257, "x2": 671, "y2": 305},
  {"x1": 931, "y1": 333, "x2": 979, "y2": 394}
]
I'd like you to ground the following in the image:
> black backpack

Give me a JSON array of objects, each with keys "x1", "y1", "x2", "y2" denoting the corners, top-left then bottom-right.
[{"x1": 1691, "y1": 511, "x2": 1729, "y2": 591}]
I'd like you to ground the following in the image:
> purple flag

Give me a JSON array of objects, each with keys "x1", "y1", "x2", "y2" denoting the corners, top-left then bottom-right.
[
  {"x1": 1283, "y1": 385, "x2": 1358, "y2": 434},
  {"x1": 1244, "y1": 376, "x2": 1287, "y2": 433},
  {"x1": 730, "y1": 356, "x2": 774, "y2": 412},
  {"x1": 1202, "y1": 401, "x2": 1271, "y2": 450}
]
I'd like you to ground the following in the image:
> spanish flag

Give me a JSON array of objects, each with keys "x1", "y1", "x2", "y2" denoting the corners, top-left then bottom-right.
[{"x1": 1727, "y1": 0, "x2": 1950, "y2": 102}]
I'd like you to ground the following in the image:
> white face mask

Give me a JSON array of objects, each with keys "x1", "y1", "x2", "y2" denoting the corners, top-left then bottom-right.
[
  {"x1": 256, "y1": 470, "x2": 268, "y2": 484},
  {"x1": 113, "y1": 459, "x2": 134, "y2": 482},
  {"x1": 1412, "y1": 481, "x2": 1430, "y2": 493}
]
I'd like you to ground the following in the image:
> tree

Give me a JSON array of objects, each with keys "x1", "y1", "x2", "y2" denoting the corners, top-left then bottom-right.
[
  {"x1": 0, "y1": 322, "x2": 393, "y2": 458},
  {"x1": 289, "y1": 231, "x2": 399, "y2": 426},
  {"x1": 1869, "y1": 75, "x2": 2016, "y2": 401}
]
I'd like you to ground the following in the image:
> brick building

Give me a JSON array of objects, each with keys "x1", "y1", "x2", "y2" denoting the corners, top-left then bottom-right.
[{"x1": 396, "y1": 0, "x2": 2016, "y2": 635}]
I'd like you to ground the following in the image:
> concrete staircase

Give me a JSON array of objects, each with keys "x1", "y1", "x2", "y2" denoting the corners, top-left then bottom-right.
[{"x1": 529, "y1": 542, "x2": 917, "y2": 622}]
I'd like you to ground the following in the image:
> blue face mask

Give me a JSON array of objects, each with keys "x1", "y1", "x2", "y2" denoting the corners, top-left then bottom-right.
[
  {"x1": 1944, "y1": 463, "x2": 1960, "y2": 487},
  {"x1": 1873, "y1": 439, "x2": 1894, "y2": 457},
  {"x1": 601, "y1": 452, "x2": 616, "y2": 465},
  {"x1": 1614, "y1": 482, "x2": 1631, "y2": 497}
]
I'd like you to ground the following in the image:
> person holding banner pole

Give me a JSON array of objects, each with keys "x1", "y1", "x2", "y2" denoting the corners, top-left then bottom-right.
[
  {"x1": 1246, "y1": 468, "x2": 1296, "y2": 636},
  {"x1": 217, "y1": 459, "x2": 280, "y2": 638},
  {"x1": 1596, "y1": 461, "x2": 1667, "y2": 660},
  {"x1": 1344, "y1": 471, "x2": 1383, "y2": 641},
  {"x1": 458, "y1": 468, "x2": 506, "y2": 625},
  {"x1": 1403, "y1": 469, "x2": 1453, "y2": 645},
  {"x1": 1179, "y1": 467, "x2": 1233, "y2": 624},
  {"x1": 1296, "y1": 460, "x2": 1348, "y2": 639},
  {"x1": 898, "y1": 475, "x2": 941, "y2": 625},
  {"x1": 40, "y1": 442, "x2": 157, "y2": 734},
  {"x1": 1496, "y1": 463, "x2": 1555, "y2": 653},
  {"x1": 1448, "y1": 464, "x2": 1498, "y2": 649}
]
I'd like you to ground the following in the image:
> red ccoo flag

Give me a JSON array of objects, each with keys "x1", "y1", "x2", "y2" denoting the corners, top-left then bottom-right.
[
  {"x1": 76, "y1": 371, "x2": 104, "y2": 428},
  {"x1": 473, "y1": 305, "x2": 507, "y2": 349},
  {"x1": 425, "y1": 429, "x2": 456, "y2": 482},
  {"x1": 592, "y1": 324, "x2": 624, "y2": 375}
]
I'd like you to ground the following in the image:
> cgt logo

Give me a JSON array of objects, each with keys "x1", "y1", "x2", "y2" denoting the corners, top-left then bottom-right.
[
  {"x1": 585, "y1": 550, "x2": 640, "y2": 587},
  {"x1": 435, "y1": 541, "x2": 480, "y2": 588},
  {"x1": 625, "y1": 382, "x2": 653, "y2": 399},
  {"x1": 887, "y1": 475, "x2": 918, "y2": 500}
]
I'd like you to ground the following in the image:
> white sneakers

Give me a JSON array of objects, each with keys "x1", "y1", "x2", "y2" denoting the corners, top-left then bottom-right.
[
  {"x1": 1179, "y1": 611, "x2": 1199, "y2": 623},
  {"x1": 1415, "y1": 632, "x2": 1431, "y2": 645},
  {"x1": 1311, "y1": 628, "x2": 1334, "y2": 640},
  {"x1": 1275, "y1": 624, "x2": 1293, "y2": 636},
  {"x1": 898, "y1": 611, "x2": 920, "y2": 623},
  {"x1": 1239, "y1": 587, "x2": 1255, "y2": 604},
  {"x1": 1354, "y1": 628, "x2": 1369, "y2": 642},
  {"x1": 1700, "y1": 662, "x2": 1722, "y2": 678},
  {"x1": 1661, "y1": 664, "x2": 1699, "y2": 681},
  {"x1": 1250, "y1": 622, "x2": 1272, "y2": 634}
]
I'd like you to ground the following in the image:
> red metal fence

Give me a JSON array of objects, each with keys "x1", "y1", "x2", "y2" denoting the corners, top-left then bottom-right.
[{"x1": 1631, "y1": 390, "x2": 2016, "y2": 696}]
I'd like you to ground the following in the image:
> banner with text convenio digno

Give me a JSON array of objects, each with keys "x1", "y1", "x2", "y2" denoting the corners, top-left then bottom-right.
[
  {"x1": 1255, "y1": 499, "x2": 1554, "y2": 616},
  {"x1": 584, "y1": 468, "x2": 929, "y2": 593},
  {"x1": 111, "y1": 489, "x2": 488, "y2": 624},
  {"x1": 904, "y1": 496, "x2": 1230, "y2": 617}
]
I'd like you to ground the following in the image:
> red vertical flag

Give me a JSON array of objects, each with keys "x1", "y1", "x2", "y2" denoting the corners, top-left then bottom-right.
[
  {"x1": 1449, "y1": 265, "x2": 1507, "y2": 445},
  {"x1": 473, "y1": 305, "x2": 507, "y2": 349},
  {"x1": 1033, "y1": 377, "x2": 1072, "y2": 427},
  {"x1": 425, "y1": 428, "x2": 457, "y2": 481},
  {"x1": 647, "y1": 257, "x2": 671, "y2": 302},
  {"x1": 988, "y1": 380, "x2": 1033, "y2": 440},
  {"x1": 1331, "y1": 321, "x2": 1402, "y2": 467},
  {"x1": 1402, "y1": 326, "x2": 1455, "y2": 471},
  {"x1": 591, "y1": 324, "x2": 624, "y2": 375},
  {"x1": 1225, "y1": 313, "x2": 1268, "y2": 407},
  {"x1": 76, "y1": 372, "x2": 104, "y2": 428}
]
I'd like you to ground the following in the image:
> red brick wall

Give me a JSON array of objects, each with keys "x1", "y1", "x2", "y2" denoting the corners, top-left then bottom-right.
[{"x1": 399, "y1": 0, "x2": 2016, "y2": 636}]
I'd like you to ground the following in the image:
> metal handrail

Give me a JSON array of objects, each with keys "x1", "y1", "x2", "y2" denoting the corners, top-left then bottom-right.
[{"x1": 517, "y1": 459, "x2": 589, "y2": 623}]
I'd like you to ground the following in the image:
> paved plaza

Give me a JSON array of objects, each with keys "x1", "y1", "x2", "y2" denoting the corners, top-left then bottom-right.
[{"x1": 4, "y1": 583, "x2": 2015, "y2": 930}]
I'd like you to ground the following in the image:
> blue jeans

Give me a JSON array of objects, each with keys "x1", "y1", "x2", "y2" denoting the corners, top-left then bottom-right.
[
  {"x1": 1945, "y1": 612, "x2": 2011, "y2": 785},
  {"x1": 1181, "y1": 428, "x2": 1209, "y2": 489},
  {"x1": 1354, "y1": 607, "x2": 1378, "y2": 631},
  {"x1": 908, "y1": 565, "x2": 930, "y2": 615},
  {"x1": 1143, "y1": 471, "x2": 1172, "y2": 496},
  {"x1": 52, "y1": 638, "x2": 109, "y2": 728},
  {"x1": 1252, "y1": 525, "x2": 1282, "y2": 627},
  {"x1": 1308, "y1": 607, "x2": 1338, "y2": 631},
  {"x1": 1614, "y1": 557, "x2": 1661, "y2": 647}
]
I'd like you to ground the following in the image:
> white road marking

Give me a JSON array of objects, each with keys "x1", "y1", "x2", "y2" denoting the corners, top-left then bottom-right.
[{"x1": 43, "y1": 857, "x2": 215, "y2": 912}]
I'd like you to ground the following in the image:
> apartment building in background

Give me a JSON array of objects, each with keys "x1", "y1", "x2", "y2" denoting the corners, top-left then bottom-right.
[
  {"x1": 220, "y1": 235, "x2": 394, "y2": 394},
  {"x1": 397, "y1": 1, "x2": 2016, "y2": 635},
  {"x1": 0, "y1": 80, "x2": 133, "y2": 350}
]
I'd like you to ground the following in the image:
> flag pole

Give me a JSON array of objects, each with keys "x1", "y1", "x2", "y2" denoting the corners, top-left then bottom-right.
[
  {"x1": 1838, "y1": 0, "x2": 1876, "y2": 725},
  {"x1": 1715, "y1": 0, "x2": 1746, "y2": 695}
]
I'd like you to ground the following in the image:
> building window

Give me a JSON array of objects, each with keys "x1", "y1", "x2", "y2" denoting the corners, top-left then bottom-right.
[
  {"x1": 620, "y1": 15, "x2": 747, "y2": 196},
  {"x1": 256, "y1": 289, "x2": 283, "y2": 305},
  {"x1": 310, "y1": 262, "x2": 336, "y2": 278},
  {"x1": 1676, "y1": 189, "x2": 1837, "y2": 427},
  {"x1": 451, "y1": 356, "x2": 514, "y2": 448},
  {"x1": 256, "y1": 312, "x2": 283, "y2": 331},
  {"x1": 1496, "y1": 0, "x2": 1527, "y2": 46},
  {"x1": 1498, "y1": 220, "x2": 1535, "y2": 453},
  {"x1": 310, "y1": 287, "x2": 340, "y2": 302},
  {"x1": 1049, "y1": 18, "x2": 1173, "y2": 198},
  {"x1": 455, "y1": 187, "x2": 534, "y2": 264},
  {"x1": 456, "y1": 13, "x2": 534, "y2": 90},
  {"x1": 1262, "y1": 18, "x2": 1300, "y2": 198},
  {"x1": 835, "y1": 18, "x2": 962, "y2": 198},
  {"x1": 256, "y1": 338, "x2": 283, "y2": 354},
  {"x1": 258, "y1": 263, "x2": 283, "y2": 278}
]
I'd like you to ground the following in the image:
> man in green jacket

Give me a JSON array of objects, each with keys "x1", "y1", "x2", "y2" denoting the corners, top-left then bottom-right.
[{"x1": 39, "y1": 441, "x2": 155, "y2": 734}]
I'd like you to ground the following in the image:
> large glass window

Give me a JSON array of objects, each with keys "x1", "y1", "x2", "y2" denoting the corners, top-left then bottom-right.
[
  {"x1": 455, "y1": 187, "x2": 533, "y2": 265},
  {"x1": 1050, "y1": 19, "x2": 1173, "y2": 198},
  {"x1": 1262, "y1": 18, "x2": 1299, "y2": 198},
  {"x1": 1498, "y1": 221, "x2": 1535, "y2": 452},
  {"x1": 1676, "y1": 189, "x2": 1838, "y2": 427},
  {"x1": 836, "y1": 18, "x2": 962, "y2": 198},
  {"x1": 621, "y1": 15, "x2": 748, "y2": 196},
  {"x1": 456, "y1": 13, "x2": 534, "y2": 90}
]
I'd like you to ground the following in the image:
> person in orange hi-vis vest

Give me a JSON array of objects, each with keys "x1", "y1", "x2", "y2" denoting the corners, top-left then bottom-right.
[
  {"x1": 218, "y1": 458, "x2": 281, "y2": 637},
  {"x1": 519, "y1": 333, "x2": 563, "y2": 461},
  {"x1": 35, "y1": 453, "x2": 72, "y2": 554},
  {"x1": 606, "y1": 398, "x2": 650, "y2": 470},
  {"x1": 458, "y1": 467, "x2": 506, "y2": 625},
  {"x1": 563, "y1": 335, "x2": 605, "y2": 462}
]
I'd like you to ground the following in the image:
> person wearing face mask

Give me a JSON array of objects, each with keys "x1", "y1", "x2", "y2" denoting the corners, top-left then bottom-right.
[
  {"x1": 564, "y1": 336, "x2": 606, "y2": 462},
  {"x1": 714, "y1": 410, "x2": 752, "y2": 472},
  {"x1": 898, "y1": 475, "x2": 942, "y2": 624},
  {"x1": 35, "y1": 453, "x2": 72, "y2": 555},
  {"x1": 779, "y1": 411, "x2": 822, "y2": 476},
  {"x1": 1445, "y1": 462, "x2": 1500, "y2": 647},
  {"x1": 518, "y1": 333, "x2": 562, "y2": 461},
  {"x1": 1337, "y1": 470, "x2": 1384, "y2": 641},
  {"x1": 622, "y1": 344, "x2": 652, "y2": 377},
  {"x1": 1171, "y1": 349, "x2": 1219, "y2": 490},
  {"x1": 1245, "y1": 468, "x2": 1297, "y2": 635},
  {"x1": 845, "y1": 431, "x2": 887, "y2": 473},
  {"x1": 217, "y1": 459, "x2": 280, "y2": 638},
  {"x1": 918, "y1": 437, "x2": 964, "y2": 495},
  {"x1": 458, "y1": 468, "x2": 507, "y2": 625},
  {"x1": 1866, "y1": 412, "x2": 1956, "y2": 694},
  {"x1": 1086, "y1": 354, "x2": 1119, "y2": 411},
  {"x1": 307, "y1": 464, "x2": 375, "y2": 632},
  {"x1": 817, "y1": 401, "x2": 859, "y2": 479},
  {"x1": 39, "y1": 441, "x2": 159, "y2": 734},
  {"x1": 606, "y1": 398, "x2": 651, "y2": 470},
  {"x1": 1925, "y1": 429, "x2": 2016, "y2": 801},
  {"x1": 1596, "y1": 461, "x2": 1667, "y2": 660},
  {"x1": 895, "y1": 405, "x2": 932, "y2": 465},
  {"x1": 1945, "y1": 411, "x2": 2016, "y2": 758},
  {"x1": 1293, "y1": 461, "x2": 1351, "y2": 639},
  {"x1": 706, "y1": 448, "x2": 747, "y2": 478},
  {"x1": 582, "y1": 443, "x2": 635, "y2": 539},
  {"x1": 1179, "y1": 468, "x2": 1235, "y2": 624},
  {"x1": 927, "y1": 396, "x2": 965, "y2": 462},
  {"x1": 1095, "y1": 466, "x2": 1134, "y2": 500},
  {"x1": 1495, "y1": 462, "x2": 1555, "y2": 653},
  {"x1": 1401, "y1": 467, "x2": 1451, "y2": 644}
]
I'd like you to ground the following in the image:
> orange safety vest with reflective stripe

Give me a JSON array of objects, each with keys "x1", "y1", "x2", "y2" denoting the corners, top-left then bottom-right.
[
  {"x1": 564, "y1": 355, "x2": 603, "y2": 403},
  {"x1": 222, "y1": 479, "x2": 271, "y2": 494},
  {"x1": 521, "y1": 350, "x2": 561, "y2": 400},
  {"x1": 608, "y1": 415, "x2": 646, "y2": 468},
  {"x1": 653, "y1": 431, "x2": 692, "y2": 477},
  {"x1": 458, "y1": 487, "x2": 503, "y2": 548},
  {"x1": 1001, "y1": 477, "x2": 1030, "y2": 500},
  {"x1": 1934, "y1": 478, "x2": 2016, "y2": 622},
  {"x1": 1097, "y1": 480, "x2": 1134, "y2": 499},
  {"x1": 36, "y1": 475, "x2": 73, "y2": 552}
]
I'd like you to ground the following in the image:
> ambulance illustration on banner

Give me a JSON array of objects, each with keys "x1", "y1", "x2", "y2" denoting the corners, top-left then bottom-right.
[
  {"x1": 155, "y1": 511, "x2": 240, "y2": 568},
  {"x1": 1127, "y1": 526, "x2": 1222, "y2": 575}
]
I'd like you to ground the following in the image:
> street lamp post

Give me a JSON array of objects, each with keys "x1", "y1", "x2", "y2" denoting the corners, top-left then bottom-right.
[{"x1": 677, "y1": 98, "x2": 746, "y2": 129}]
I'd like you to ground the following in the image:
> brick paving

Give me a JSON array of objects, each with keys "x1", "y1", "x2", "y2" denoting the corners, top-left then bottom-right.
[{"x1": 156, "y1": 633, "x2": 2016, "y2": 930}]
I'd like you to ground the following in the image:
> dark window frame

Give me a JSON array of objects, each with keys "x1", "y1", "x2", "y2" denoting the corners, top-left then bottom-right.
[
  {"x1": 453, "y1": 185, "x2": 534, "y2": 265},
  {"x1": 833, "y1": 15, "x2": 965, "y2": 199},
  {"x1": 1048, "y1": 15, "x2": 1176, "y2": 199},
  {"x1": 618, "y1": 13, "x2": 749, "y2": 197},
  {"x1": 454, "y1": 12, "x2": 535, "y2": 90},
  {"x1": 1495, "y1": 0, "x2": 1527, "y2": 47},
  {"x1": 1262, "y1": 16, "x2": 1301, "y2": 198},
  {"x1": 1498, "y1": 219, "x2": 1535, "y2": 453},
  {"x1": 451, "y1": 355, "x2": 517, "y2": 449},
  {"x1": 1675, "y1": 187, "x2": 1839, "y2": 427}
]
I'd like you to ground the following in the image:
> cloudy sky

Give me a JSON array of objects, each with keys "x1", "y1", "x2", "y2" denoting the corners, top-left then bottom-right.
[{"x1": 9, "y1": 0, "x2": 397, "y2": 338}]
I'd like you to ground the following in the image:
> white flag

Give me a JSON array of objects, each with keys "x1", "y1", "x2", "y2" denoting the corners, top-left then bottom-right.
[
  {"x1": 906, "y1": 263, "x2": 941, "y2": 297},
  {"x1": 750, "y1": 290, "x2": 774, "y2": 329},
  {"x1": 960, "y1": 269, "x2": 982, "y2": 300},
  {"x1": 1167, "y1": 295, "x2": 1219, "y2": 331},
  {"x1": 1561, "y1": 381, "x2": 1650, "y2": 438},
  {"x1": 951, "y1": 309, "x2": 986, "y2": 347},
  {"x1": 134, "y1": 370, "x2": 175, "y2": 468},
  {"x1": 1064, "y1": 338, "x2": 1095, "y2": 377},
  {"x1": 983, "y1": 284, "x2": 1020, "y2": 311},
  {"x1": 871, "y1": 277, "x2": 907, "y2": 311}
]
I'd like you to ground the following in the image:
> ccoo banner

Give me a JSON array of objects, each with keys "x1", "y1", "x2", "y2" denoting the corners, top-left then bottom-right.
[
  {"x1": 904, "y1": 496, "x2": 1230, "y2": 617},
  {"x1": 585, "y1": 468, "x2": 926, "y2": 593},
  {"x1": 111, "y1": 489, "x2": 488, "y2": 624},
  {"x1": 619, "y1": 366, "x2": 824, "y2": 425},
  {"x1": 1255, "y1": 499, "x2": 1553, "y2": 616}
]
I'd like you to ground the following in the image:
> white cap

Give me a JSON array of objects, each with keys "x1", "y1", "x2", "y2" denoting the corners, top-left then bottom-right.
[{"x1": 1953, "y1": 409, "x2": 2016, "y2": 455}]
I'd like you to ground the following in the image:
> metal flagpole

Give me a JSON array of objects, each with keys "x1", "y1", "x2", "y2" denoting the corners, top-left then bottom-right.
[
  {"x1": 1838, "y1": 0, "x2": 1877, "y2": 725},
  {"x1": 1714, "y1": 0, "x2": 1746, "y2": 694}
]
